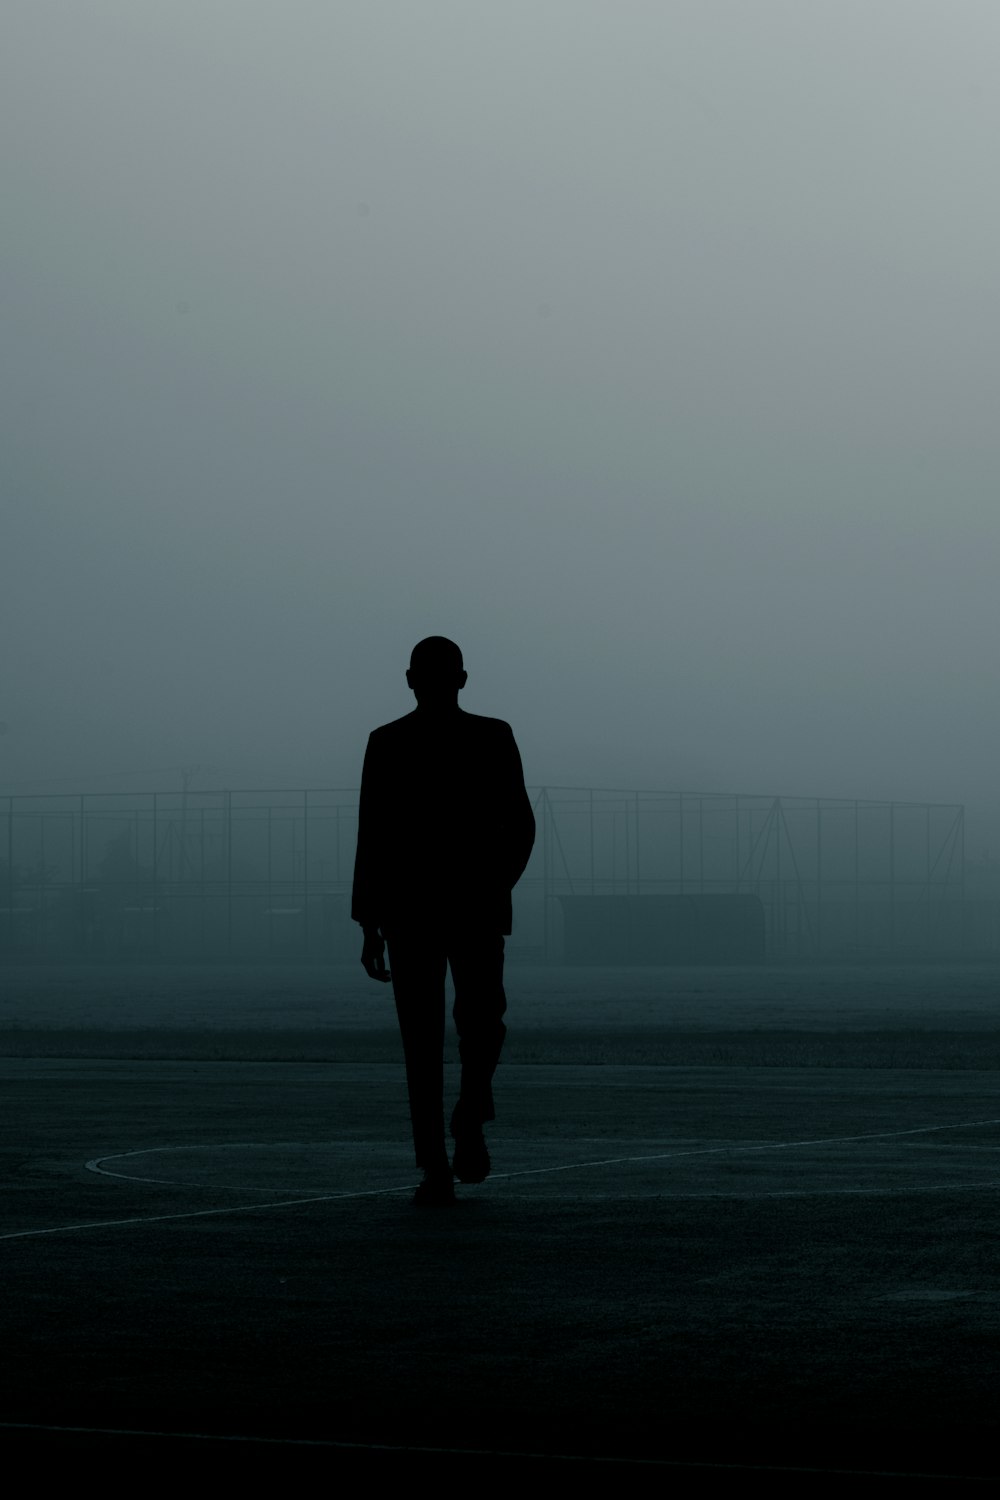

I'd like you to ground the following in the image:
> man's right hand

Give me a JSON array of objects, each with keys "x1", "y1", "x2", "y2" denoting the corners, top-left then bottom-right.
[{"x1": 361, "y1": 929, "x2": 391, "y2": 983}]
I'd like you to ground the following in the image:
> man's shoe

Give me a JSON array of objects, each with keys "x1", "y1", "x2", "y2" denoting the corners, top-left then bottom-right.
[
  {"x1": 451, "y1": 1124, "x2": 491, "y2": 1184},
  {"x1": 412, "y1": 1168, "x2": 456, "y2": 1207}
]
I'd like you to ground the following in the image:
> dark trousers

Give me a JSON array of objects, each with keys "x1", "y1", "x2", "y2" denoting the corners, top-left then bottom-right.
[{"x1": 386, "y1": 929, "x2": 507, "y2": 1169}]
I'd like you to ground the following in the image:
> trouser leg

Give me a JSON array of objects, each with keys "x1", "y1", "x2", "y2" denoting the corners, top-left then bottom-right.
[
  {"x1": 386, "y1": 936, "x2": 449, "y2": 1169},
  {"x1": 448, "y1": 932, "x2": 507, "y2": 1126}
]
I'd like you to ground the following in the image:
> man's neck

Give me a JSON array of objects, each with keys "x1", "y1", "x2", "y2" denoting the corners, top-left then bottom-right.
[{"x1": 413, "y1": 699, "x2": 462, "y2": 717}]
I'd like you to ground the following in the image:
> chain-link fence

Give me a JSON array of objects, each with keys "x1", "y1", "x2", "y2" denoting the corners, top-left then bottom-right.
[{"x1": 0, "y1": 785, "x2": 976, "y2": 962}]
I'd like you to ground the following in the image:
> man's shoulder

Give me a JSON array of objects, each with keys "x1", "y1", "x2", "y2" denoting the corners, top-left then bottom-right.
[
  {"x1": 369, "y1": 711, "x2": 513, "y2": 739},
  {"x1": 367, "y1": 712, "x2": 419, "y2": 743},
  {"x1": 459, "y1": 712, "x2": 514, "y2": 737},
  {"x1": 371, "y1": 712, "x2": 416, "y2": 732}
]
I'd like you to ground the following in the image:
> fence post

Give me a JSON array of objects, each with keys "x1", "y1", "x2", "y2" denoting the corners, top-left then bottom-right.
[
  {"x1": 303, "y1": 790, "x2": 310, "y2": 958},
  {"x1": 816, "y1": 797, "x2": 823, "y2": 960},
  {"x1": 634, "y1": 790, "x2": 640, "y2": 896},
  {"x1": 889, "y1": 801, "x2": 896, "y2": 956},
  {"x1": 226, "y1": 791, "x2": 233, "y2": 958},
  {"x1": 541, "y1": 788, "x2": 549, "y2": 962},
  {"x1": 152, "y1": 793, "x2": 159, "y2": 954},
  {"x1": 6, "y1": 796, "x2": 13, "y2": 944}
]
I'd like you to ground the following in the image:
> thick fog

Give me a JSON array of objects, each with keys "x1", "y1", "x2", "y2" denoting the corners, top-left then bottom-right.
[{"x1": 3, "y1": 4, "x2": 999, "y2": 836}]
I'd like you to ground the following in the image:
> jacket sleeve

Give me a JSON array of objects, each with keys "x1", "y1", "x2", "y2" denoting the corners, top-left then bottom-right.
[
  {"x1": 351, "y1": 733, "x2": 382, "y2": 930},
  {"x1": 503, "y1": 726, "x2": 536, "y2": 888}
]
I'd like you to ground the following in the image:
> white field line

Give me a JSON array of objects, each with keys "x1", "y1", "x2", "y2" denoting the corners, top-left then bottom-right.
[{"x1": 1, "y1": 1116, "x2": 999, "y2": 1242}]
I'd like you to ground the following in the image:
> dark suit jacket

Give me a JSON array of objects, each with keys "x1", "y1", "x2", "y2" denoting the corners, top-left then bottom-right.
[{"x1": 351, "y1": 709, "x2": 536, "y2": 937}]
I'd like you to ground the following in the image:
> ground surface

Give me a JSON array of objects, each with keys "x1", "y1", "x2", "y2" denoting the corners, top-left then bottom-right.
[{"x1": 3, "y1": 964, "x2": 1000, "y2": 1486}]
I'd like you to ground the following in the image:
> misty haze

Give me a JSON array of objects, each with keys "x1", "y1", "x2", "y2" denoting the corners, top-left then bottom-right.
[
  {"x1": 4, "y1": 2, "x2": 1000, "y2": 1484},
  {"x1": 4, "y1": 3, "x2": 1000, "y2": 828}
]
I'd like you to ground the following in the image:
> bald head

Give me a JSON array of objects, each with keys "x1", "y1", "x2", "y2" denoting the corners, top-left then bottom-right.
[
  {"x1": 406, "y1": 636, "x2": 467, "y2": 710},
  {"x1": 409, "y1": 636, "x2": 463, "y2": 674}
]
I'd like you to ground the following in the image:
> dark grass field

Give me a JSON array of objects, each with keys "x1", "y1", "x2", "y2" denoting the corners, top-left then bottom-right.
[{"x1": 3, "y1": 963, "x2": 1000, "y2": 1486}]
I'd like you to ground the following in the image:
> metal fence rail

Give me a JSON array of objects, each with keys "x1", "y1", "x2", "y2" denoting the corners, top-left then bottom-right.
[
  {"x1": 0, "y1": 786, "x2": 971, "y2": 962},
  {"x1": 533, "y1": 788, "x2": 966, "y2": 960}
]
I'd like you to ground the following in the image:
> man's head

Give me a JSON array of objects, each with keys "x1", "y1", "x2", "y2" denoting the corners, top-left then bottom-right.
[{"x1": 406, "y1": 636, "x2": 467, "y2": 709}]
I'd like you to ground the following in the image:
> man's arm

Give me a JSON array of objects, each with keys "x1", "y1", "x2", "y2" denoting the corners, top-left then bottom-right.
[
  {"x1": 352, "y1": 733, "x2": 391, "y2": 982},
  {"x1": 503, "y1": 725, "x2": 536, "y2": 888}
]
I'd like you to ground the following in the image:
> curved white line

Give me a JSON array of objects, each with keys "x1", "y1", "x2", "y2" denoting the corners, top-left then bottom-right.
[
  {"x1": 485, "y1": 1115, "x2": 1000, "y2": 1181},
  {"x1": 86, "y1": 1115, "x2": 1000, "y2": 1186},
  {"x1": 2, "y1": 1115, "x2": 998, "y2": 1243},
  {"x1": 84, "y1": 1142, "x2": 344, "y2": 1193}
]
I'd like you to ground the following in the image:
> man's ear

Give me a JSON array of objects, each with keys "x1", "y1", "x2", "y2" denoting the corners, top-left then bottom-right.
[
  {"x1": 405, "y1": 670, "x2": 414, "y2": 689},
  {"x1": 458, "y1": 671, "x2": 468, "y2": 689}
]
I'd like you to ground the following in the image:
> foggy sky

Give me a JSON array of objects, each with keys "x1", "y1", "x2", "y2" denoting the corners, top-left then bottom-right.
[{"x1": 3, "y1": 3, "x2": 999, "y2": 837}]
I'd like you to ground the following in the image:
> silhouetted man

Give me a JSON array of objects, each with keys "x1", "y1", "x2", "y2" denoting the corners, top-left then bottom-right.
[{"x1": 352, "y1": 637, "x2": 536, "y2": 1205}]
